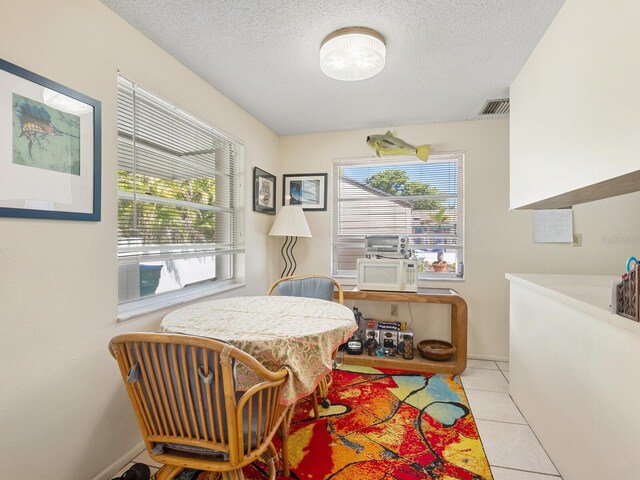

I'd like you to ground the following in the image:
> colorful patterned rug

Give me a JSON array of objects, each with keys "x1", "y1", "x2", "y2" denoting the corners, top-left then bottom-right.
[{"x1": 163, "y1": 365, "x2": 492, "y2": 480}]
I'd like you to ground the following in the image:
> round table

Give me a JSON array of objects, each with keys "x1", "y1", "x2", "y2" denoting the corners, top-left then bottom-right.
[{"x1": 159, "y1": 295, "x2": 357, "y2": 405}]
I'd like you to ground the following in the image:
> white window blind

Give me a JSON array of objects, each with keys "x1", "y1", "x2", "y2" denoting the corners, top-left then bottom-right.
[
  {"x1": 117, "y1": 75, "x2": 245, "y2": 305},
  {"x1": 332, "y1": 154, "x2": 464, "y2": 279}
]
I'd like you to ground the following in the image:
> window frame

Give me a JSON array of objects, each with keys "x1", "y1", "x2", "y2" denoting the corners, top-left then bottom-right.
[
  {"x1": 331, "y1": 152, "x2": 464, "y2": 281},
  {"x1": 116, "y1": 75, "x2": 245, "y2": 319}
]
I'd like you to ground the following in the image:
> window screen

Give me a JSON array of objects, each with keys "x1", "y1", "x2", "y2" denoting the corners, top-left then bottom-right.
[
  {"x1": 332, "y1": 154, "x2": 463, "y2": 279},
  {"x1": 117, "y1": 75, "x2": 245, "y2": 304}
]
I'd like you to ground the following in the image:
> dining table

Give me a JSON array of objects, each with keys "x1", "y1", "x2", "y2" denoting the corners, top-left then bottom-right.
[{"x1": 158, "y1": 295, "x2": 357, "y2": 405}]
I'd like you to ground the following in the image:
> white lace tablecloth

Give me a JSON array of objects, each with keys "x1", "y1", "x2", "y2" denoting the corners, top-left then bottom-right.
[{"x1": 159, "y1": 296, "x2": 357, "y2": 405}]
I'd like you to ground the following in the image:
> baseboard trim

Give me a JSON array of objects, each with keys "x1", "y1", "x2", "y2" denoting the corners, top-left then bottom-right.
[
  {"x1": 92, "y1": 442, "x2": 145, "y2": 480},
  {"x1": 468, "y1": 353, "x2": 509, "y2": 362}
]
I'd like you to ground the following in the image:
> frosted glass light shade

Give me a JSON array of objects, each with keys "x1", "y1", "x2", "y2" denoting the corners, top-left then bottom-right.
[
  {"x1": 320, "y1": 27, "x2": 386, "y2": 81},
  {"x1": 268, "y1": 206, "x2": 312, "y2": 238}
]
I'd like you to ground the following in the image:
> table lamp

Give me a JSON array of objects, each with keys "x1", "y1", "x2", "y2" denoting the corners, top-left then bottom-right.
[{"x1": 269, "y1": 205, "x2": 312, "y2": 278}]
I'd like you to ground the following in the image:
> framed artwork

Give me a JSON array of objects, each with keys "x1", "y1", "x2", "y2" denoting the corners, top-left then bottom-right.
[
  {"x1": 0, "y1": 58, "x2": 101, "y2": 221},
  {"x1": 253, "y1": 166, "x2": 276, "y2": 214},
  {"x1": 283, "y1": 173, "x2": 327, "y2": 211}
]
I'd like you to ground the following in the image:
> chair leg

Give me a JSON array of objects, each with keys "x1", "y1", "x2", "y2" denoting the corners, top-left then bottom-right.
[
  {"x1": 155, "y1": 465, "x2": 184, "y2": 480},
  {"x1": 311, "y1": 389, "x2": 320, "y2": 419},
  {"x1": 264, "y1": 444, "x2": 278, "y2": 480},
  {"x1": 312, "y1": 373, "x2": 333, "y2": 418},
  {"x1": 221, "y1": 469, "x2": 246, "y2": 480},
  {"x1": 324, "y1": 372, "x2": 334, "y2": 392}
]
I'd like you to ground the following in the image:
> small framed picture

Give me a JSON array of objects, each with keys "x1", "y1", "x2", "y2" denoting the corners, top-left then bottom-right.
[
  {"x1": 283, "y1": 173, "x2": 327, "y2": 211},
  {"x1": 253, "y1": 167, "x2": 276, "y2": 215}
]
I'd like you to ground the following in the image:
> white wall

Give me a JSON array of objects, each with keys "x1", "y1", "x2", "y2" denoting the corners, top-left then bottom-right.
[
  {"x1": 510, "y1": 0, "x2": 640, "y2": 208},
  {"x1": 0, "y1": 1, "x2": 279, "y2": 479},
  {"x1": 278, "y1": 118, "x2": 640, "y2": 360},
  {"x1": 509, "y1": 277, "x2": 640, "y2": 480}
]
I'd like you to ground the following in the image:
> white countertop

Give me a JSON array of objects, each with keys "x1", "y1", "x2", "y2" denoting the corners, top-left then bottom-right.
[{"x1": 506, "y1": 273, "x2": 640, "y2": 335}]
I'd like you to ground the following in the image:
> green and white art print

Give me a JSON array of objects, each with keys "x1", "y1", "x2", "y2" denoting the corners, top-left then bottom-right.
[
  {"x1": 12, "y1": 93, "x2": 81, "y2": 175},
  {"x1": 0, "y1": 58, "x2": 101, "y2": 221}
]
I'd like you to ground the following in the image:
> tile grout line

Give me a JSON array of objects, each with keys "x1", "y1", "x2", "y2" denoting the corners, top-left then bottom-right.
[
  {"x1": 506, "y1": 389, "x2": 565, "y2": 479},
  {"x1": 459, "y1": 385, "x2": 510, "y2": 394},
  {"x1": 460, "y1": 386, "x2": 510, "y2": 393},
  {"x1": 456, "y1": 386, "x2": 496, "y2": 480},
  {"x1": 463, "y1": 386, "x2": 529, "y2": 425},
  {"x1": 491, "y1": 464, "x2": 562, "y2": 478},
  {"x1": 477, "y1": 417, "x2": 536, "y2": 427},
  {"x1": 473, "y1": 367, "x2": 563, "y2": 479},
  {"x1": 464, "y1": 361, "x2": 501, "y2": 370},
  {"x1": 463, "y1": 373, "x2": 562, "y2": 479},
  {"x1": 458, "y1": 362, "x2": 524, "y2": 480}
]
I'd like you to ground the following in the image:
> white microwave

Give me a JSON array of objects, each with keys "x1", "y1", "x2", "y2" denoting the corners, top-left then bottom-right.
[{"x1": 357, "y1": 258, "x2": 418, "y2": 292}]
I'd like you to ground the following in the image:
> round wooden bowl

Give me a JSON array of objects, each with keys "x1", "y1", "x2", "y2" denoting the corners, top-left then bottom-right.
[{"x1": 417, "y1": 339, "x2": 457, "y2": 361}]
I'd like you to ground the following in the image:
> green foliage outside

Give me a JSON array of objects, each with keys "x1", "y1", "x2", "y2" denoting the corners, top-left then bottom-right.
[
  {"x1": 118, "y1": 170, "x2": 217, "y2": 245},
  {"x1": 418, "y1": 260, "x2": 456, "y2": 272},
  {"x1": 431, "y1": 206, "x2": 449, "y2": 225},
  {"x1": 365, "y1": 169, "x2": 457, "y2": 268},
  {"x1": 364, "y1": 169, "x2": 442, "y2": 210}
]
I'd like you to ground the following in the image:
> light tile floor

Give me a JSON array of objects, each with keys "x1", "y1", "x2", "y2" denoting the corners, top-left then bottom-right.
[
  {"x1": 461, "y1": 359, "x2": 562, "y2": 480},
  {"x1": 113, "y1": 360, "x2": 561, "y2": 480}
]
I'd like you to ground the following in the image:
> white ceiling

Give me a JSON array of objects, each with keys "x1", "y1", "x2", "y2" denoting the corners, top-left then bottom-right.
[{"x1": 101, "y1": 0, "x2": 564, "y2": 136}]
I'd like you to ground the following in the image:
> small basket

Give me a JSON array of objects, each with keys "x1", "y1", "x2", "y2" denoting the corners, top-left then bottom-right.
[
  {"x1": 417, "y1": 339, "x2": 457, "y2": 361},
  {"x1": 617, "y1": 265, "x2": 639, "y2": 321}
]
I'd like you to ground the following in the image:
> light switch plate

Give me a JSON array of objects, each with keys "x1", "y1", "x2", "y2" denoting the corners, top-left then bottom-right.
[{"x1": 573, "y1": 233, "x2": 582, "y2": 247}]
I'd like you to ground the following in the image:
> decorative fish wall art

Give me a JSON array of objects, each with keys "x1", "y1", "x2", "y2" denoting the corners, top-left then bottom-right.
[
  {"x1": 366, "y1": 131, "x2": 430, "y2": 161},
  {"x1": 13, "y1": 94, "x2": 81, "y2": 175}
]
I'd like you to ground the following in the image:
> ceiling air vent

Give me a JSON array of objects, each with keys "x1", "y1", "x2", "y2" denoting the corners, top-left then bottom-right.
[{"x1": 480, "y1": 98, "x2": 510, "y2": 115}]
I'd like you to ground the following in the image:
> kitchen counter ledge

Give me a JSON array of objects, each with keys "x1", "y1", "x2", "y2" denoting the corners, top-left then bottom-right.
[{"x1": 506, "y1": 273, "x2": 640, "y2": 336}]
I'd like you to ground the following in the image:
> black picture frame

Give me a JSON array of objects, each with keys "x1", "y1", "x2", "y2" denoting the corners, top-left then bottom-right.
[
  {"x1": 0, "y1": 58, "x2": 101, "y2": 221},
  {"x1": 283, "y1": 173, "x2": 328, "y2": 211},
  {"x1": 253, "y1": 167, "x2": 276, "y2": 215}
]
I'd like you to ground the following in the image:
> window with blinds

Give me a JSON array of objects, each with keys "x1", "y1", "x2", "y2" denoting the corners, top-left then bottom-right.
[
  {"x1": 332, "y1": 154, "x2": 464, "y2": 279},
  {"x1": 117, "y1": 75, "x2": 245, "y2": 306}
]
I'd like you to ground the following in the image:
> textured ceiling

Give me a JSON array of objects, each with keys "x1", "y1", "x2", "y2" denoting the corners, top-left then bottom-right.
[{"x1": 101, "y1": 0, "x2": 564, "y2": 136}]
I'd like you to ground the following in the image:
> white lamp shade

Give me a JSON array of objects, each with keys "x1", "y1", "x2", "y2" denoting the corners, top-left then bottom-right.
[
  {"x1": 320, "y1": 27, "x2": 386, "y2": 81},
  {"x1": 268, "y1": 206, "x2": 312, "y2": 238}
]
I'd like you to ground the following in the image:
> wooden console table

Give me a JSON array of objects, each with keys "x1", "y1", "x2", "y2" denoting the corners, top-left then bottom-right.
[{"x1": 334, "y1": 287, "x2": 468, "y2": 374}]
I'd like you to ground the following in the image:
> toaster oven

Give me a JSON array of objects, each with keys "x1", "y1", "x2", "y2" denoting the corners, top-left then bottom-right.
[{"x1": 364, "y1": 235, "x2": 408, "y2": 258}]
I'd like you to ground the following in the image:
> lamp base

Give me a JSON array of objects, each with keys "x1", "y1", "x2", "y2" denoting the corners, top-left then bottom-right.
[{"x1": 280, "y1": 236, "x2": 299, "y2": 278}]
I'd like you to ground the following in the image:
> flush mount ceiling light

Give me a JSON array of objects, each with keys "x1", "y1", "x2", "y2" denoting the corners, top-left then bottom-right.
[{"x1": 319, "y1": 27, "x2": 386, "y2": 81}]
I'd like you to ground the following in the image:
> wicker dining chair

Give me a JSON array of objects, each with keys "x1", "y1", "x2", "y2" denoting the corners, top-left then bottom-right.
[
  {"x1": 109, "y1": 333, "x2": 294, "y2": 480},
  {"x1": 267, "y1": 275, "x2": 345, "y2": 418},
  {"x1": 267, "y1": 274, "x2": 344, "y2": 305}
]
